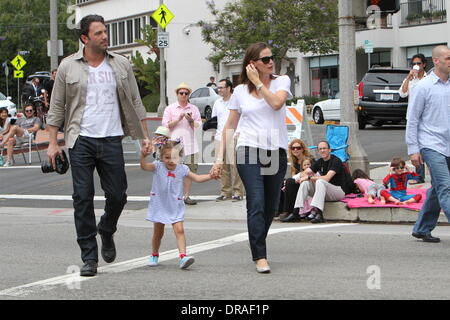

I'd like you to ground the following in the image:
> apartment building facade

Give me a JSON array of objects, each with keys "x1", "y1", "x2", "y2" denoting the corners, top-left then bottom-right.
[{"x1": 75, "y1": 0, "x2": 449, "y2": 101}]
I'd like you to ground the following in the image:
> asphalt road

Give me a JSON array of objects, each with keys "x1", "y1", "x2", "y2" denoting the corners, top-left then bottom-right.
[
  {"x1": 2, "y1": 121, "x2": 450, "y2": 302},
  {"x1": 1, "y1": 207, "x2": 450, "y2": 300},
  {"x1": 0, "y1": 121, "x2": 408, "y2": 210}
]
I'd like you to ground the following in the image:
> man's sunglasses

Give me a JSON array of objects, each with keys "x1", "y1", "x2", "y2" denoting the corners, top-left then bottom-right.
[
  {"x1": 25, "y1": 109, "x2": 34, "y2": 113},
  {"x1": 291, "y1": 146, "x2": 303, "y2": 151},
  {"x1": 178, "y1": 91, "x2": 190, "y2": 96},
  {"x1": 255, "y1": 55, "x2": 274, "y2": 64}
]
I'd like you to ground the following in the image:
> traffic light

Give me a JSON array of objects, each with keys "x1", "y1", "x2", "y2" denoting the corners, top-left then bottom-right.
[{"x1": 367, "y1": 0, "x2": 400, "y2": 13}]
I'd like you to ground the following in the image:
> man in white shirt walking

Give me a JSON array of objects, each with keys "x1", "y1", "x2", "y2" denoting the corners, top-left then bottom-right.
[
  {"x1": 213, "y1": 79, "x2": 244, "y2": 201},
  {"x1": 46, "y1": 15, "x2": 150, "y2": 276}
]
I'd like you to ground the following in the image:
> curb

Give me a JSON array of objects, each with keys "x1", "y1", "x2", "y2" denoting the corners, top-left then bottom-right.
[
  {"x1": 182, "y1": 199, "x2": 449, "y2": 226},
  {"x1": 308, "y1": 120, "x2": 338, "y2": 125},
  {"x1": 321, "y1": 201, "x2": 449, "y2": 224}
]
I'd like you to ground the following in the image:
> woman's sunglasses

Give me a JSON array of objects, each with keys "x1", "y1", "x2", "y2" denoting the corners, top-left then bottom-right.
[
  {"x1": 291, "y1": 146, "x2": 303, "y2": 151},
  {"x1": 255, "y1": 55, "x2": 274, "y2": 64},
  {"x1": 395, "y1": 166, "x2": 405, "y2": 170},
  {"x1": 411, "y1": 62, "x2": 422, "y2": 66}
]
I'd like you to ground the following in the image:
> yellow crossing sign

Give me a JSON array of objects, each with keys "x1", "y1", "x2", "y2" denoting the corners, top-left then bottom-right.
[
  {"x1": 151, "y1": 4, "x2": 174, "y2": 29},
  {"x1": 11, "y1": 54, "x2": 27, "y2": 70},
  {"x1": 14, "y1": 70, "x2": 24, "y2": 78}
]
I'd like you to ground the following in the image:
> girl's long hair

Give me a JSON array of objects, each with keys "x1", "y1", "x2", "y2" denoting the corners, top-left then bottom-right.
[
  {"x1": 351, "y1": 168, "x2": 370, "y2": 181},
  {"x1": 0, "y1": 108, "x2": 8, "y2": 127}
]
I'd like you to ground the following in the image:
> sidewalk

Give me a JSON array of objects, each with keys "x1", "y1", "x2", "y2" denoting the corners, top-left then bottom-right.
[
  {"x1": 181, "y1": 164, "x2": 448, "y2": 225},
  {"x1": 35, "y1": 130, "x2": 64, "y2": 145}
]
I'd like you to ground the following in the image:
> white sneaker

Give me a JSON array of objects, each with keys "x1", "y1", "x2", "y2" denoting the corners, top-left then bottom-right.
[
  {"x1": 179, "y1": 256, "x2": 195, "y2": 269},
  {"x1": 3, "y1": 161, "x2": 11, "y2": 167},
  {"x1": 147, "y1": 255, "x2": 159, "y2": 267}
]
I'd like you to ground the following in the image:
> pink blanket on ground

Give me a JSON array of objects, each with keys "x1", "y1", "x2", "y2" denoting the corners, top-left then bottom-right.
[{"x1": 341, "y1": 188, "x2": 427, "y2": 212}]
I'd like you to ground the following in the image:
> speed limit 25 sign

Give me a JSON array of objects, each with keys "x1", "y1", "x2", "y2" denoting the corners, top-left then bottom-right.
[{"x1": 157, "y1": 32, "x2": 169, "y2": 48}]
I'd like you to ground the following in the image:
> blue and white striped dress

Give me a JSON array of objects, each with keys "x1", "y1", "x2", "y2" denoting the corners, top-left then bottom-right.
[{"x1": 146, "y1": 161, "x2": 190, "y2": 224}]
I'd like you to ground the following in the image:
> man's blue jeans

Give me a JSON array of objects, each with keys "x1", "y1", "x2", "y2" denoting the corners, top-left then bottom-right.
[
  {"x1": 236, "y1": 147, "x2": 287, "y2": 261},
  {"x1": 69, "y1": 136, "x2": 128, "y2": 263},
  {"x1": 413, "y1": 148, "x2": 450, "y2": 235}
]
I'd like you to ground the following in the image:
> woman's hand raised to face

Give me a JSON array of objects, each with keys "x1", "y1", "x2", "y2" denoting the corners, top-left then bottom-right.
[{"x1": 246, "y1": 63, "x2": 261, "y2": 86}]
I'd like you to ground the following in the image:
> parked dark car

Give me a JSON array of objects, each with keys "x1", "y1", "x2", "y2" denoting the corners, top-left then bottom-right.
[
  {"x1": 357, "y1": 67, "x2": 410, "y2": 129},
  {"x1": 26, "y1": 71, "x2": 51, "y2": 86}
]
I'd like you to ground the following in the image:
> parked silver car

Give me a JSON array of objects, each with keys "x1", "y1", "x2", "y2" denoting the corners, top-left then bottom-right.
[
  {"x1": 0, "y1": 92, "x2": 17, "y2": 117},
  {"x1": 189, "y1": 87, "x2": 219, "y2": 119}
]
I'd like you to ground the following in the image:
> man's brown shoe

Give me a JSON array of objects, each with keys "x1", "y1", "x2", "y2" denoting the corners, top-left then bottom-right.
[{"x1": 184, "y1": 197, "x2": 197, "y2": 205}]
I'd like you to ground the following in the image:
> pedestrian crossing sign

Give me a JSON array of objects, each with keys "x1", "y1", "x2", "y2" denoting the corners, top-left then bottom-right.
[
  {"x1": 11, "y1": 54, "x2": 27, "y2": 71},
  {"x1": 151, "y1": 4, "x2": 174, "y2": 30},
  {"x1": 14, "y1": 70, "x2": 24, "y2": 78}
]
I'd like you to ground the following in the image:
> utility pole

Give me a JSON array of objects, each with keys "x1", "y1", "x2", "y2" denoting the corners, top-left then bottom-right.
[
  {"x1": 338, "y1": 0, "x2": 369, "y2": 175},
  {"x1": 157, "y1": 0, "x2": 167, "y2": 117},
  {"x1": 50, "y1": 0, "x2": 58, "y2": 70},
  {"x1": 0, "y1": 37, "x2": 7, "y2": 97}
]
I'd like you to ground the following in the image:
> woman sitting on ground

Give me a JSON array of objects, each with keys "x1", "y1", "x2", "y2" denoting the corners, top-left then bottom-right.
[{"x1": 279, "y1": 139, "x2": 315, "y2": 222}]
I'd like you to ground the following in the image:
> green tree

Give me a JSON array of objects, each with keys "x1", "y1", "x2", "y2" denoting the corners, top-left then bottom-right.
[
  {"x1": 198, "y1": 0, "x2": 338, "y2": 74},
  {"x1": 0, "y1": 0, "x2": 78, "y2": 102},
  {"x1": 131, "y1": 25, "x2": 161, "y2": 112}
]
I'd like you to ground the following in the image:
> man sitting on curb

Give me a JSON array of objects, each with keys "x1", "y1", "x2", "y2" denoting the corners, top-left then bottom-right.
[{"x1": 284, "y1": 141, "x2": 355, "y2": 223}]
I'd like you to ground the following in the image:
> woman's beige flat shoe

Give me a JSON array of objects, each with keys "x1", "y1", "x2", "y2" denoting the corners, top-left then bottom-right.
[{"x1": 256, "y1": 265, "x2": 271, "y2": 273}]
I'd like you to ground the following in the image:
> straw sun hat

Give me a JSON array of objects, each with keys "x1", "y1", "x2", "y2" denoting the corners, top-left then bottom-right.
[{"x1": 175, "y1": 82, "x2": 192, "y2": 94}]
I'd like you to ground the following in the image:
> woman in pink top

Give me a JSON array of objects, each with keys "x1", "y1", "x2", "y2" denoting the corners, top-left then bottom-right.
[{"x1": 352, "y1": 169, "x2": 387, "y2": 204}]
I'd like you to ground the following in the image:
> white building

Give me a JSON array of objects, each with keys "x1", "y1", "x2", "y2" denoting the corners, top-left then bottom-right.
[
  {"x1": 75, "y1": 0, "x2": 449, "y2": 102},
  {"x1": 75, "y1": 0, "x2": 228, "y2": 104}
]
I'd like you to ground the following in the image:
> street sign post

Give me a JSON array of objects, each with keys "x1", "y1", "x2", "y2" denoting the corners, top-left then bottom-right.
[
  {"x1": 157, "y1": 32, "x2": 169, "y2": 48},
  {"x1": 10, "y1": 54, "x2": 27, "y2": 110},
  {"x1": 11, "y1": 54, "x2": 27, "y2": 71},
  {"x1": 154, "y1": 2, "x2": 174, "y2": 116},
  {"x1": 151, "y1": 4, "x2": 174, "y2": 30},
  {"x1": 14, "y1": 70, "x2": 24, "y2": 78},
  {"x1": 364, "y1": 40, "x2": 373, "y2": 68}
]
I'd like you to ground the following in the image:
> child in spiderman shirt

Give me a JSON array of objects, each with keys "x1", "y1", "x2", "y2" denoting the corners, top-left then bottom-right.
[{"x1": 380, "y1": 157, "x2": 422, "y2": 205}]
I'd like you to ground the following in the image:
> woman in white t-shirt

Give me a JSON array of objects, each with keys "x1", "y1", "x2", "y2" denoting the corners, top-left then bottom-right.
[
  {"x1": 211, "y1": 42, "x2": 292, "y2": 273},
  {"x1": 400, "y1": 53, "x2": 427, "y2": 184}
]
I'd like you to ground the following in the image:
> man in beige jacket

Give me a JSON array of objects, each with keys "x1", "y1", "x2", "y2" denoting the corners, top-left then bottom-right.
[{"x1": 46, "y1": 15, "x2": 150, "y2": 277}]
